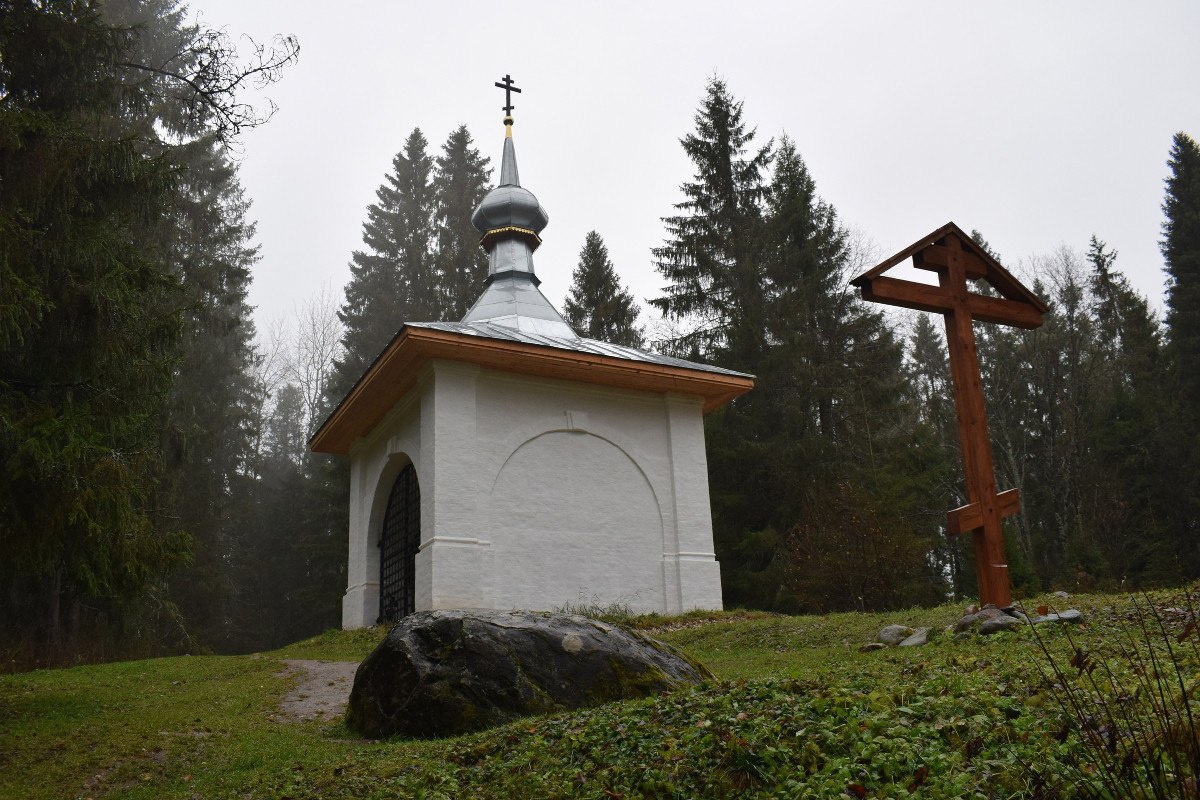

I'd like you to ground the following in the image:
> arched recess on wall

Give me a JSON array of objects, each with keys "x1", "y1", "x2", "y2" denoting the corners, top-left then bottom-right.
[
  {"x1": 485, "y1": 413, "x2": 670, "y2": 535},
  {"x1": 488, "y1": 430, "x2": 666, "y2": 613},
  {"x1": 368, "y1": 452, "x2": 420, "y2": 623}
]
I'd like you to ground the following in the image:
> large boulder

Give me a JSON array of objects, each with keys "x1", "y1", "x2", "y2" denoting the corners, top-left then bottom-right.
[
  {"x1": 875, "y1": 624, "x2": 916, "y2": 646},
  {"x1": 345, "y1": 609, "x2": 713, "y2": 739}
]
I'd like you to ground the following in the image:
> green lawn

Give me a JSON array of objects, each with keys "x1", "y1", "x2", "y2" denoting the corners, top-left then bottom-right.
[{"x1": 1, "y1": 588, "x2": 1193, "y2": 799}]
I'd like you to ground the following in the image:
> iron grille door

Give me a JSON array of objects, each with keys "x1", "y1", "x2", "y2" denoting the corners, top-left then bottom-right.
[{"x1": 378, "y1": 464, "x2": 420, "y2": 624}]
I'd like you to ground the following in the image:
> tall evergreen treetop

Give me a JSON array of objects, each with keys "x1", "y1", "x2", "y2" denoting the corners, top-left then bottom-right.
[
  {"x1": 333, "y1": 128, "x2": 436, "y2": 398},
  {"x1": 1163, "y1": 132, "x2": 1200, "y2": 398},
  {"x1": 651, "y1": 78, "x2": 772, "y2": 368},
  {"x1": 1088, "y1": 235, "x2": 1159, "y2": 374},
  {"x1": 761, "y1": 135, "x2": 893, "y2": 446},
  {"x1": 433, "y1": 125, "x2": 491, "y2": 320},
  {"x1": 763, "y1": 136, "x2": 852, "y2": 356},
  {"x1": 563, "y1": 231, "x2": 645, "y2": 347}
]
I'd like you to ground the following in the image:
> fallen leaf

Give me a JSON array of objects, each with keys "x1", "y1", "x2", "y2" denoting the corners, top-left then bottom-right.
[
  {"x1": 908, "y1": 764, "x2": 929, "y2": 790},
  {"x1": 846, "y1": 783, "x2": 868, "y2": 798}
]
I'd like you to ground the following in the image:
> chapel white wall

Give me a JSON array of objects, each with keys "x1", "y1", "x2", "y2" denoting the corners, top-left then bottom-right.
[{"x1": 341, "y1": 360, "x2": 724, "y2": 628}]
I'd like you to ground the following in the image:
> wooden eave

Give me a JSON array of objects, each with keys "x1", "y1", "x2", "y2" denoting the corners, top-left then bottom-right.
[
  {"x1": 850, "y1": 221, "x2": 1050, "y2": 314},
  {"x1": 309, "y1": 327, "x2": 755, "y2": 455}
]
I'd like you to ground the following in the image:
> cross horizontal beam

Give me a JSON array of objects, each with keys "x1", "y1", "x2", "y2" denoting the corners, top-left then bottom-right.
[
  {"x1": 947, "y1": 488, "x2": 1021, "y2": 536},
  {"x1": 858, "y1": 276, "x2": 1044, "y2": 329}
]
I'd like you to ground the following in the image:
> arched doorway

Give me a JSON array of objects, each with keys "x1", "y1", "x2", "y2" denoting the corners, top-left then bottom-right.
[{"x1": 378, "y1": 463, "x2": 420, "y2": 623}]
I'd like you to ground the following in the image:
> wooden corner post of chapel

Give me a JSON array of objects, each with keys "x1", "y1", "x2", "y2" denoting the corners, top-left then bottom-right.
[{"x1": 850, "y1": 222, "x2": 1049, "y2": 608}]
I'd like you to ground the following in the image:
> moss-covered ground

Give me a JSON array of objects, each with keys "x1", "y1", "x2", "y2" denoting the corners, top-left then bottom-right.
[{"x1": 1, "y1": 587, "x2": 1195, "y2": 799}]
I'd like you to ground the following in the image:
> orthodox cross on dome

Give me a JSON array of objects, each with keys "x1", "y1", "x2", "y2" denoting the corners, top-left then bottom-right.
[
  {"x1": 850, "y1": 222, "x2": 1049, "y2": 609},
  {"x1": 494, "y1": 74, "x2": 521, "y2": 120}
]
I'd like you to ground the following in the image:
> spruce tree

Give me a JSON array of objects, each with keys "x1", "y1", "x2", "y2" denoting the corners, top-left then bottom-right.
[
  {"x1": 563, "y1": 231, "x2": 645, "y2": 346},
  {"x1": 0, "y1": 0, "x2": 295, "y2": 662},
  {"x1": 333, "y1": 128, "x2": 437, "y2": 398},
  {"x1": 906, "y1": 314, "x2": 964, "y2": 590},
  {"x1": 1161, "y1": 133, "x2": 1200, "y2": 575},
  {"x1": 909, "y1": 315, "x2": 951, "y2": 421},
  {"x1": 1084, "y1": 237, "x2": 1166, "y2": 581},
  {"x1": 651, "y1": 78, "x2": 772, "y2": 369},
  {"x1": 99, "y1": 0, "x2": 278, "y2": 652},
  {"x1": 1163, "y1": 133, "x2": 1200, "y2": 411},
  {"x1": 757, "y1": 137, "x2": 935, "y2": 611},
  {"x1": 434, "y1": 125, "x2": 491, "y2": 319},
  {"x1": 0, "y1": 2, "x2": 183, "y2": 658},
  {"x1": 158, "y1": 139, "x2": 261, "y2": 650},
  {"x1": 1159, "y1": 133, "x2": 1200, "y2": 577},
  {"x1": 761, "y1": 136, "x2": 864, "y2": 442},
  {"x1": 652, "y1": 96, "x2": 940, "y2": 610}
]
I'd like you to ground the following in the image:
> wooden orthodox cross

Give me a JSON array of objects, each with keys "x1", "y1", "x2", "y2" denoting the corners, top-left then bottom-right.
[{"x1": 850, "y1": 222, "x2": 1048, "y2": 608}]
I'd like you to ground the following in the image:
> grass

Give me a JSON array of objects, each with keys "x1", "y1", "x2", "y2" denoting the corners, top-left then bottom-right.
[{"x1": 1, "y1": 587, "x2": 1196, "y2": 799}]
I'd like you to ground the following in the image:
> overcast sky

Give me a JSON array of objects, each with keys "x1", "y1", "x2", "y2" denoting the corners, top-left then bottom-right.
[{"x1": 190, "y1": 1, "x2": 1200, "y2": 336}]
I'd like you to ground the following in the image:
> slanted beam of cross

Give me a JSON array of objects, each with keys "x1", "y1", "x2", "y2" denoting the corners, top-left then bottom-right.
[{"x1": 853, "y1": 227, "x2": 1046, "y2": 608}]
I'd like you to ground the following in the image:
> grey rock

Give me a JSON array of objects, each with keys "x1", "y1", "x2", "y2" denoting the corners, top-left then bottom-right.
[
  {"x1": 1054, "y1": 590, "x2": 1070, "y2": 599},
  {"x1": 1033, "y1": 609, "x2": 1084, "y2": 625},
  {"x1": 346, "y1": 609, "x2": 712, "y2": 739},
  {"x1": 876, "y1": 624, "x2": 916, "y2": 645},
  {"x1": 954, "y1": 605, "x2": 1007, "y2": 632},
  {"x1": 859, "y1": 642, "x2": 888, "y2": 653},
  {"x1": 899, "y1": 627, "x2": 930, "y2": 647},
  {"x1": 978, "y1": 615, "x2": 1023, "y2": 635}
]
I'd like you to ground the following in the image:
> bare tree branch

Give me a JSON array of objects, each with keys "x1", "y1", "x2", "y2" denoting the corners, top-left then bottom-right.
[{"x1": 119, "y1": 30, "x2": 298, "y2": 145}]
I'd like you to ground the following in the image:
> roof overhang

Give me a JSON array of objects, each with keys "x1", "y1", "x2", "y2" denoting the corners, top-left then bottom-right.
[{"x1": 309, "y1": 326, "x2": 755, "y2": 455}]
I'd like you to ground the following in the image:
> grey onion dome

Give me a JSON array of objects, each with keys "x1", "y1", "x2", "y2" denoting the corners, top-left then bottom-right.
[
  {"x1": 471, "y1": 136, "x2": 549, "y2": 251},
  {"x1": 459, "y1": 118, "x2": 577, "y2": 339}
]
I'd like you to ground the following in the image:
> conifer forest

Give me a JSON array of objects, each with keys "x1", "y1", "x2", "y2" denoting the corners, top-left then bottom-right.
[{"x1": 3, "y1": 2, "x2": 1200, "y2": 668}]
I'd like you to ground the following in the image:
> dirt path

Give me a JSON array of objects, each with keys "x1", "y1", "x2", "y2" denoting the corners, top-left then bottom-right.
[{"x1": 276, "y1": 659, "x2": 359, "y2": 723}]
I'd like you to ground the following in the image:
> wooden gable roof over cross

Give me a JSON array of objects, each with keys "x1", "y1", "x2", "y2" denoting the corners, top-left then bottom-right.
[{"x1": 850, "y1": 221, "x2": 1048, "y2": 329}]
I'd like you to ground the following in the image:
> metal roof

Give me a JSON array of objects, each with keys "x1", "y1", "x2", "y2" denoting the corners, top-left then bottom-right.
[
  {"x1": 460, "y1": 270, "x2": 577, "y2": 338},
  {"x1": 408, "y1": 320, "x2": 753, "y2": 379},
  {"x1": 310, "y1": 322, "x2": 755, "y2": 454}
]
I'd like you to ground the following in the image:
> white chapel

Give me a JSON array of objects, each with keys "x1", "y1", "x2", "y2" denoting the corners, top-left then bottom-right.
[{"x1": 309, "y1": 82, "x2": 753, "y2": 628}]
